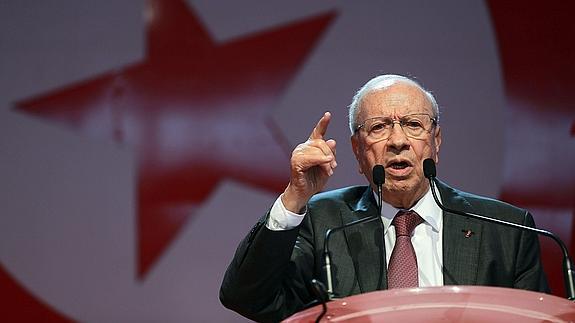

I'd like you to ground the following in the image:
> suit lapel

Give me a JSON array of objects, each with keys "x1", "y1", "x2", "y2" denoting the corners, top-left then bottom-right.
[
  {"x1": 438, "y1": 181, "x2": 482, "y2": 286},
  {"x1": 341, "y1": 187, "x2": 387, "y2": 293}
]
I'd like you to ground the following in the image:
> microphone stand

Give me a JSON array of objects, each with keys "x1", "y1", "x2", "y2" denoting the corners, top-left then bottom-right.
[
  {"x1": 322, "y1": 166, "x2": 384, "y2": 299},
  {"x1": 322, "y1": 203, "x2": 382, "y2": 298},
  {"x1": 427, "y1": 174, "x2": 575, "y2": 300}
]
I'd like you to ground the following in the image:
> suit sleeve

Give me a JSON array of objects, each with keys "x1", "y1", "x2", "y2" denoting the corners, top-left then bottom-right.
[
  {"x1": 514, "y1": 211, "x2": 550, "y2": 293},
  {"x1": 219, "y1": 211, "x2": 318, "y2": 322}
]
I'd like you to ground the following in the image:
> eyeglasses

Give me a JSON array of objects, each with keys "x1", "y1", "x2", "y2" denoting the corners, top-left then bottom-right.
[{"x1": 354, "y1": 113, "x2": 438, "y2": 141}]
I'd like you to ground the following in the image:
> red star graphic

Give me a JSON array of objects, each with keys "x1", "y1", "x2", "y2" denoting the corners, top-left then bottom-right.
[{"x1": 16, "y1": 0, "x2": 336, "y2": 278}]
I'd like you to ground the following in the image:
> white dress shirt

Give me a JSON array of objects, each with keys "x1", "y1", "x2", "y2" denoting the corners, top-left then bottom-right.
[
  {"x1": 380, "y1": 187, "x2": 443, "y2": 287},
  {"x1": 266, "y1": 186, "x2": 444, "y2": 287}
]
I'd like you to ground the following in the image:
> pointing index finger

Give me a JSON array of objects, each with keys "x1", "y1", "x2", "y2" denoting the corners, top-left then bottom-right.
[{"x1": 309, "y1": 112, "x2": 331, "y2": 140}]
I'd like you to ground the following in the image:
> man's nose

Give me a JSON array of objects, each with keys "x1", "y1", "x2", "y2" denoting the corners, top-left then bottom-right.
[{"x1": 386, "y1": 123, "x2": 410, "y2": 149}]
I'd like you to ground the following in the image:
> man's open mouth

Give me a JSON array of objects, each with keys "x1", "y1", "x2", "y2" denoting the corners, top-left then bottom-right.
[{"x1": 386, "y1": 160, "x2": 412, "y2": 170}]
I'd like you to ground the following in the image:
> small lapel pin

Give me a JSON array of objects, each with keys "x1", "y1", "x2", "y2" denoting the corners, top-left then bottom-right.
[{"x1": 462, "y1": 229, "x2": 474, "y2": 238}]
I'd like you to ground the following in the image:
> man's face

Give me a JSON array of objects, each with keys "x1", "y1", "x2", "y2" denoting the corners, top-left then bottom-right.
[{"x1": 351, "y1": 81, "x2": 442, "y2": 208}]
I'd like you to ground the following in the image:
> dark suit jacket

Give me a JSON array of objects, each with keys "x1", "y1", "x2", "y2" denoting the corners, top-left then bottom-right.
[{"x1": 220, "y1": 181, "x2": 549, "y2": 322}]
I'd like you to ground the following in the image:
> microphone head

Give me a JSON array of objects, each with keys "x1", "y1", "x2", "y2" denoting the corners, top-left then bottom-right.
[
  {"x1": 423, "y1": 158, "x2": 436, "y2": 178},
  {"x1": 372, "y1": 165, "x2": 385, "y2": 186}
]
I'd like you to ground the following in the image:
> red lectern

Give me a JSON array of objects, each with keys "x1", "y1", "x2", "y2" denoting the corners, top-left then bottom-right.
[{"x1": 284, "y1": 286, "x2": 575, "y2": 322}]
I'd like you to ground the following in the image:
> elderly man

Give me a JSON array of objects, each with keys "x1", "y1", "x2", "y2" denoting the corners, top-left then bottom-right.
[{"x1": 219, "y1": 74, "x2": 549, "y2": 322}]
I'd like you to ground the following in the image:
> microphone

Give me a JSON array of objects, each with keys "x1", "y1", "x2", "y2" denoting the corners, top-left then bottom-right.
[
  {"x1": 322, "y1": 165, "x2": 385, "y2": 298},
  {"x1": 373, "y1": 164, "x2": 385, "y2": 215},
  {"x1": 423, "y1": 158, "x2": 575, "y2": 300}
]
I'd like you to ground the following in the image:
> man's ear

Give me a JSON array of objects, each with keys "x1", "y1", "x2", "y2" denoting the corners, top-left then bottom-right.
[
  {"x1": 350, "y1": 135, "x2": 364, "y2": 174},
  {"x1": 433, "y1": 125, "x2": 442, "y2": 163}
]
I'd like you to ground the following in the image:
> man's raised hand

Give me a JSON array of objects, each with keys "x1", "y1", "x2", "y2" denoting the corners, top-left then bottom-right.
[{"x1": 282, "y1": 112, "x2": 337, "y2": 213}]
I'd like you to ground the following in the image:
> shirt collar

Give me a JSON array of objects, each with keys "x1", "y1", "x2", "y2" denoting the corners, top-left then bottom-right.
[{"x1": 377, "y1": 185, "x2": 443, "y2": 234}]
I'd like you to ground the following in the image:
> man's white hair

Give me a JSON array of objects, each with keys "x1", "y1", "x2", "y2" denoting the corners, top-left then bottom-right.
[{"x1": 348, "y1": 74, "x2": 440, "y2": 134}]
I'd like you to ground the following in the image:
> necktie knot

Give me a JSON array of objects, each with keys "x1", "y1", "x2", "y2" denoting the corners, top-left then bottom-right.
[{"x1": 392, "y1": 210, "x2": 423, "y2": 236}]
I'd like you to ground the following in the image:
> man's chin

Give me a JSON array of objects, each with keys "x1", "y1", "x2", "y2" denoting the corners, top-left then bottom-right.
[
  {"x1": 383, "y1": 180, "x2": 414, "y2": 194},
  {"x1": 382, "y1": 179, "x2": 428, "y2": 208}
]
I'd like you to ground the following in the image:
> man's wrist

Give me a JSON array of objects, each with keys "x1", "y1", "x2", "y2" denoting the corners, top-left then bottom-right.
[
  {"x1": 281, "y1": 185, "x2": 309, "y2": 214},
  {"x1": 266, "y1": 194, "x2": 306, "y2": 231}
]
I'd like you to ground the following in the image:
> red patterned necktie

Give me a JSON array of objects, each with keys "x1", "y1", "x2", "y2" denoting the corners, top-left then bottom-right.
[{"x1": 387, "y1": 210, "x2": 424, "y2": 289}]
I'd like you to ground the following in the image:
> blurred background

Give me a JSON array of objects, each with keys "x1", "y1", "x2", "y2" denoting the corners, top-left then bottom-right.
[{"x1": 0, "y1": 0, "x2": 573, "y2": 321}]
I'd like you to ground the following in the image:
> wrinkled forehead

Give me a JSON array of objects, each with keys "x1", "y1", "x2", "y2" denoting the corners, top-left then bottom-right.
[{"x1": 358, "y1": 82, "x2": 433, "y2": 118}]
